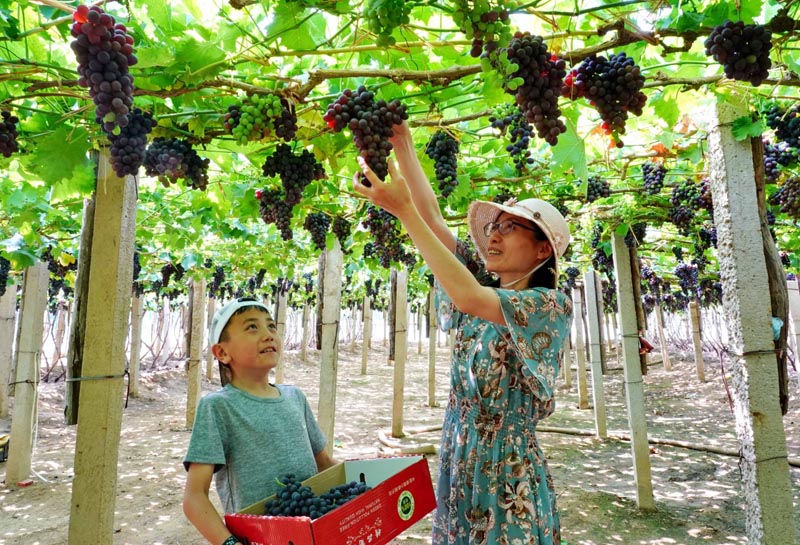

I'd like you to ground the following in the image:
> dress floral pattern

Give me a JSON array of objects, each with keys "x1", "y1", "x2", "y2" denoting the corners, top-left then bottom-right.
[{"x1": 431, "y1": 240, "x2": 573, "y2": 545}]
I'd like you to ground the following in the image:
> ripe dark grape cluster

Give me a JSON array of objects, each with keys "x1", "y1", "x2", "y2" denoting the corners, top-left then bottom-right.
[
  {"x1": 362, "y1": 204, "x2": 416, "y2": 268},
  {"x1": 504, "y1": 32, "x2": 566, "y2": 145},
  {"x1": 0, "y1": 110, "x2": 20, "y2": 157},
  {"x1": 640, "y1": 265, "x2": 664, "y2": 299},
  {"x1": 699, "y1": 225, "x2": 717, "y2": 249},
  {"x1": 452, "y1": 0, "x2": 512, "y2": 57},
  {"x1": 365, "y1": 0, "x2": 411, "y2": 47},
  {"x1": 641, "y1": 162, "x2": 667, "y2": 195},
  {"x1": 698, "y1": 278, "x2": 723, "y2": 308},
  {"x1": 562, "y1": 52, "x2": 647, "y2": 147},
  {"x1": 669, "y1": 179, "x2": 702, "y2": 235},
  {"x1": 696, "y1": 177, "x2": 714, "y2": 215},
  {"x1": 585, "y1": 175, "x2": 611, "y2": 202},
  {"x1": 763, "y1": 139, "x2": 797, "y2": 182},
  {"x1": 602, "y1": 279, "x2": 618, "y2": 313},
  {"x1": 704, "y1": 21, "x2": 772, "y2": 86},
  {"x1": 769, "y1": 176, "x2": 800, "y2": 219},
  {"x1": 624, "y1": 223, "x2": 647, "y2": 248},
  {"x1": 263, "y1": 474, "x2": 371, "y2": 519},
  {"x1": 160, "y1": 262, "x2": 185, "y2": 289},
  {"x1": 489, "y1": 104, "x2": 534, "y2": 172},
  {"x1": 691, "y1": 245, "x2": 708, "y2": 273},
  {"x1": 765, "y1": 104, "x2": 800, "y2": 148},
  {"x1": 332, "y1": 216, "x2": 351, "y2": 249},
  {"x1": 144, "y1": 137, "x2": 210, "y2": 190},
  {"x1": 109, "y1": 109, "x2": 154, "y2": 177},
  {"x1": 425, "y1": 131, "x2": 460, "y2": 197},
  {"x1": 257, "y1": 188, "x2": 295, "y2": 240},
  {"x1": 70, "y1": 5, "x2": 137, "y2": 135},
  {"x1": 674, "y1": 262, "x2": 699, "y2": 295},
  {"x1": 491, "y1": 190, "x2": 514, "y2": 204},
  {"x1": 563, "y1": 266, "x2": 580, "y2": 290},
  {"x1": 262, "y1": 144, "x2": 326, "y2": 206},
  {"x1": 0, "y1": 255, "x2": 10, "y2": 297},
  {"x1": 224, "y1": 94, "x2": 297, "y2": 144},
  {"x1": 324, "y1": 86, "x2": 408, "y2": 181},
  {"x1": 208, "y1": 266, "x2": 226, "y2": 299},
  {"x1": 304, "y1": 212, "x2": 331, "y2": 251}
]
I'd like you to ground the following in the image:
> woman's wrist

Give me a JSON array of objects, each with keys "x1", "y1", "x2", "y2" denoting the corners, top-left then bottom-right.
[{"x1": 220, "y1": 535, "x2": 241, "y2": 545}]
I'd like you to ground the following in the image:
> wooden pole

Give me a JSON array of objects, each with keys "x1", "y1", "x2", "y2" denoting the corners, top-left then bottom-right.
[
  {"x1": 583, "y1": 270, "x2": 608, "y2": 439},
  {"x1": 571, "y1": 286, "x2": 589, "y2": 410},
  {"x1": 611, "y1": 231, "x2": 655, "y2": 510},
  {"x1": 391, "y1": 269, "x2": 408, "y2": 438},
  {"x1": 0, "y1": 286, "x2": 17, "y2": 418},
  {"x1": 653, "y1": 304, "x2": 672, "y2": 371},
  {"x1": 5, "y1": 262, "x2": 48, "y2": 484},
  {"x1": 360, "y1": 296, "x2": 370, "y2": 375},
  {"x1": 688, "y1": 300, "x2": 705, "y2": 382},
  {"x1": 317, "y1": 240, "x2": 342, "y2": 457},
  {"x1": 427, "y1": 289, "x2": 438, "y2": 407},
  {"x1": 186, "y1": 279, "x2": 206, "y2": 428},
  {"x1": 129, "y1": 292, "x2": 144, "y2": 398},
  {"x1": 707, "y1": 98, "x2": 796, "y2": 544},
  {"x1": 68, "y1": 151, "x2": 136, "y2": 545}
]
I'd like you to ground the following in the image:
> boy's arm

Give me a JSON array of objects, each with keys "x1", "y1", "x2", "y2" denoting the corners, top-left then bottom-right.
[
  {"x1": 315, "y1": 449, "x2": 337, "y2": 472},
  {"x1": 183, "y1": 463, "x2": 240, "y2": 545}
]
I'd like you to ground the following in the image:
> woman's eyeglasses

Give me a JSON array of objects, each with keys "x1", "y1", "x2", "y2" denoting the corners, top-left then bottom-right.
[{"x1": 483, "y1": 219, "x2": 538, "y2": 237}]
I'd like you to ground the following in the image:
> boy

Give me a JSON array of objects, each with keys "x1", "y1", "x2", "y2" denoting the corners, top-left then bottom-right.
[{"x1": 183, "y1": 297, "x2": 336, "y2": 545}]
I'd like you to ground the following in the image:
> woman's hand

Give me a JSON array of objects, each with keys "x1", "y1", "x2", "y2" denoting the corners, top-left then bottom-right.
[
  {"x1": 388, "y1": 120, "x2": 413, "y2": 153},
  {"x1": 354, "y1": 157, "x2": 415, "y2": 219}
]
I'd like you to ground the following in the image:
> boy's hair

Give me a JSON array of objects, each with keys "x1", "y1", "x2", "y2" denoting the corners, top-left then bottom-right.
[{"x1": 209, "y1": 297, "x2": 273, "y2": 346}]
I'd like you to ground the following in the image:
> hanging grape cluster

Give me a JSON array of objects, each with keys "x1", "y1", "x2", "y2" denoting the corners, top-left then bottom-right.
[
  {"x1": 563, "y1": 266, "x2": 580, "y2": 290},
  {"x1": 304, "y1": 212, "x2": 331, "y2": 251},
  {"x1": 0, "y1": 110, "x2": 20, "y2": 157},
  {"x1": 257, "y1": 188, "x2": 295, "y2": 240},
  {"x1": 698, "y1": 278, "x2": 723, "y2": 308},
  {"x1": 589, "y1": 222, "x2": 613, "y2": 276},
  {"x1": 763, "y1": 139, "x2": 798, "y2": 182},
  {"x1": 704, "y1": 21, "x2": 772, "y2": 86},
  {"x1": 332, "y1": 216, "x2": 352, "y2": 249},
  {"x1": 109, "y1": 109, "x2": 154, "y2": 177},
  {"x1": 452, "y1": 0, "x2": 512, "y2": 57},
  {"x1": 364, "y1": 0, "x2": 412, "y2": 47},
  {"x1": 144, "y1": 137, "x2": 210, "y2": 190},
  {"x1": 224, "y1": 94, "x2": 297, "y2": 144},
  {"x1": 641, "y1": 162, "x2": 667, "y2": 195},
  {"x1": 0, "y1": 255, "x2": 10, "y2": 297},
  {"x1": 425, "y1": 131, "x2": 460, "y2": 197},
  {"x1": 562, "y1": 52, "x2": 647, "y2": 147},
  {"x1": 208, "y1": 265, "x2": 226, "y2": 299},
  {"x1": 160, "y1": 262, "x2": 185, "y2": 289},
  {"x1": 674, "y1": 262, "x2": 699, "y2": 296},
  {"x1": 263, "y1": 474, "x2": 371, "y2": 519},
  {"x1": 262, "y1": 143, "x2": 326, "y2": 206},
  {"x1": 362, "y1": 204, "x2": 416, "y2": 268},
  {"x1": 624, "y1": 223, "x2": 647, "y2": 248},
  {"x1": 504, "y1": 32, "x2": 566, "y2": 145},
  {"x1": 323, "y1": 86, "x2": 408, "y2": 181},
  {"x1": 669, "y1": 178, "x2": 702, "y2": 235},
  {"x1": 70, "y1": 5, "x2": 137, "y2": 135},
  {"x1": 765, "y1": 104, "x2": 800, "y2": 148},
  {"x1": 586, "y1": 175, "x2": 611, "y2": 202},
  {"x1": 769, "y1": 177, "x2": 800, "y2": 219},
  {"x1": 489, "y1": 104, "x2": 534, "y2": 172},
  {"x1": 602, "y1": 279, "x2": 618, "y2": 313}
]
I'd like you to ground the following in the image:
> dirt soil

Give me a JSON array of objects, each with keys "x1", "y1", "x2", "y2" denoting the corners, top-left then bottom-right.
[{"x1": 1, "y1": 341, "x2": 799, "y2": 545}]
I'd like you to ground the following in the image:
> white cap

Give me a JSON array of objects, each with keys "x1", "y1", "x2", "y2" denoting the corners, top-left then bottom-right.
[{"x1": 209, "y1": 298, "x2": 272, "y2": 346}]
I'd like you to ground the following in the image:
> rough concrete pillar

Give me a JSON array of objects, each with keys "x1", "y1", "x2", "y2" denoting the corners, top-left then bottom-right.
[
  {"x1": 707, "y1": 98, "x2": 796, "y2": 545},
  {"x1": 571, "y1": 286, "x2": 589, "y2": 410},
  {"x1": 317, "y1": 240, "x2": 342, "y2": 457},
  {"x1": 583, "y1": 269, "x2": 607, "y2": 439}
]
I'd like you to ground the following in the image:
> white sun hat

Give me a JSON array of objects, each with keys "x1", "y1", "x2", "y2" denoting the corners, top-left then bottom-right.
[
  {"x1": 209, "y1": 297, "x2": 272, "y2": 346},
  {"x1": 467, "y1": 197, "x2": 571, "y2": 276}
]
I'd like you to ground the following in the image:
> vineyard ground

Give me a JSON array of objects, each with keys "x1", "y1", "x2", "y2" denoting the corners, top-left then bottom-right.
[{"x1": 1, "y1": 340, "x2": 799, "y2": 545}]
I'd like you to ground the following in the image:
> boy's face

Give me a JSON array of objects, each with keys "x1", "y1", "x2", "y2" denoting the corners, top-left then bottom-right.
[{"x1": 212, "y1": 308, "x2": 281, "y2": 374}]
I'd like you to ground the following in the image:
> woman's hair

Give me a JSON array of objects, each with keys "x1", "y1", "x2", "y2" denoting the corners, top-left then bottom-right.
[{"x1": 488, "y1": 219, "x2": 557, "y2": 289}]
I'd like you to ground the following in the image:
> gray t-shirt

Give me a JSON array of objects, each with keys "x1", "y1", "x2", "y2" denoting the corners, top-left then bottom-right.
[{"x1": 183, "y1": 383, "x2": 327, "y2": 513}]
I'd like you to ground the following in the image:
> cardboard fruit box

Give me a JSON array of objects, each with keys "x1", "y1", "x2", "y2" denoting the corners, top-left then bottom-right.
[{"x1": 225, "y1": 455, "x2": 436, "y2": 545}]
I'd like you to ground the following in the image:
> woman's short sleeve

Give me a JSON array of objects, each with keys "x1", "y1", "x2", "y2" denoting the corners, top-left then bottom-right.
[
  {"x1": 434, "y1": 239, "x2": 494, "y2": 331},
  {"x1": 497, "y1": 288, "x2": 573, "y2": 401}
]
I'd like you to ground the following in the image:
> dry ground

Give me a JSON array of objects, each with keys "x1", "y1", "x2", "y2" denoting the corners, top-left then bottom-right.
[{"x1": 1, "y1": 339, "x2": 799, "y2": 545}]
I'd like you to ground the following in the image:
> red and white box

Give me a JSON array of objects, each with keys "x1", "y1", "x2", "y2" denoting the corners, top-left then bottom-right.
[{"x1": 225, "y1": 455, "x2": 436, "y2": 545}]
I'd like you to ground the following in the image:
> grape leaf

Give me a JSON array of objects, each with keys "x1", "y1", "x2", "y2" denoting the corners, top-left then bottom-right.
[{"x1": 731, "y1": 116, "x2": 764, "y2": 141}]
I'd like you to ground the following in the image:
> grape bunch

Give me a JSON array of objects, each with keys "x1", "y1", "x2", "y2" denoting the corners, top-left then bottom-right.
[
  {"x1": 489, "y1": 104, "x2": 534, "y2": 172},
  {"x1": 674, "y1": 262, "x2": 699, "y2": 295},
  {"x1": 563, "y1": 266, "x2": 580, "y2": 290},
  {"x1": 323, "y1": 86, "x2": 408, "y2": 181},
  {"x1": 562, "y1": 52, "x2": 647, "y2": 147},
  {"x1": 263, "y1": 474, "x2": 371, "y2": 519},
  {"x1": 765, "y1": 104, "x2": 800, "y2": 148},
  {"x1": 425, "y1": 131, "x2": 460, "y2": 197},
  {"x1": 304, "y1": 212, "x2": 331, "y2": 251},
  {"x1": 362, "y1": 204, "x2": 415, "y2": 268},
  {"x1": 257, "y1": 188, "x2": 295, "y2": 240},
  {"x1": 109, "y1": 109, "x2": 155, "y2": 178},
  {"x1": 691, "y1": 245, "x2": 708, "y2": 273},
  {"x1": 160, "y1": 262, "x2": 185, "y2": 289},
  {"x1": 602, "y1": 279, "x2": 618, "y2": 314},
  {"x1": 585, "y1": 175, "x2": 611, "y2": 202},
  {"x1": 0, "y1": 110, "x2": 20, "y2": 157},
  {"x1": 491, "y1": 190, "x2": 514, "y2": 204},
  {"x1": 769, "y1": 176, "x2": 800, "y2": 219},
  {"x1": 704, "y1": 21, "x2": 772, "y2": 87},
  {"x1": 0, "y1": 255, "x2": 10, "y2": 297},
  {"x1": 143, "y1": 137, "x2": 210, "y2": 190},
  {"x1": 698, "y1": 225, "x2": 717, "y2": 249},
  {"x1": 70, "y1": 5, "x2": 137, "y2": 135},
  {"x1": 641, "y1": 162, "x2": 667, "y2": 195},
  {"x1": 698, "y1": 278, "x2": 723, "y2": 308},
  {"x1": 262, "y1": 144, "x2": 326, "y2": 206},
  {"x1": 224, "y1": 94, "x2": 297, "y2": 144},
  {"x1": 696, "y1": 177, "x2": 714, "y2": 215},
  {"x1": 668, "y1": 179, "x2": 702, "y2": 235},
  {"x1": 208, "y1": 266, "x2": 226, "y2": 299},
  {"x1": 365, "y1": 0, "x2": 412, "y2": 47},
  {"x1": 763, "y1": 139, "x2": 797, "y2": 182},
  {"x1": 504, "y1": 32, "x2": 567, "y2": 145},
  {"x1": 452, "y1": 0, "x2": 512, "y2": 57},
  {"x1": 624, "y1": 223, "x2": 647, "y2": 248},
  {"x1": 332, "y1": 216, "x2": 352, "y2": 249}
]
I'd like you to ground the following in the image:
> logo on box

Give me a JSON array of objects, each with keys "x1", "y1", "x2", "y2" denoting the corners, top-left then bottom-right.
[{"x1": 397, "y1": 491, "x2": 414, "y2": 521}]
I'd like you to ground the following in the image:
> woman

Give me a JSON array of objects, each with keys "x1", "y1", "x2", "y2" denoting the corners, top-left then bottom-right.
[{"x1": 355, "y1": 121, "x2": 573, "y2": 545}]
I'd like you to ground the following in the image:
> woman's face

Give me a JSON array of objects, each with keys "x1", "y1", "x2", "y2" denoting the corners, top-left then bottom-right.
[{"x1": 483, "y1": 212, "x2": 553, "y2": 283}]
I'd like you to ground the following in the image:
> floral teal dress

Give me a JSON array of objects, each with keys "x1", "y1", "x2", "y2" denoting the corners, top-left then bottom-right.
[{"x1": 431, "y1": 240, "x2": 573, "y2": 545}]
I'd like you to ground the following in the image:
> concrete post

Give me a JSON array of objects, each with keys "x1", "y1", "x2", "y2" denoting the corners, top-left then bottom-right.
[
  {"x1": 317, "y1": 240, "x2": 342, "y2": 457},
  {"x1": 391, "y1": 269, "x2": 408, "y2": 438},
  {"x1": 186, "y1": 279, "x2": 205, "y2": 428},
  {"x1": 583, "y1": 270, "x2": 607, "y2": 438},
  {"x1": 688, "y1": 301, "x2": 706, "y2": 382},
  {"x1": 0, "y1": 287, "x2": 17, "y2": 418},
  {"x1": 571, "y1": 287, "x2": 589, "y2": 409}
]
